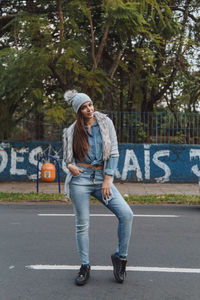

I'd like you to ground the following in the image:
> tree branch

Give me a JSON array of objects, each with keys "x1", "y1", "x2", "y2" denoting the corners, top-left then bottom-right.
[
  {"x1": 109, "y1": 50, "x2": 124, "y2": 79},
  {"x1": 15, "y1": 107, "x2": 34, "y2": 123},
  {"x1": 95, "y1": 23, "x2": 109, "y2": 67},
  {"x1": 165, "y1": 90, "x2": 176, "y2": 114},
  {"x1": 48, "y1": 61, "x2": 66, "y2": 91},
  {"x1": 0, "y1": 15, "x2": 15, "y2": 28},
  {"x1": 154, "y1": 0, "x2": 191, "y2": 101},
  {"x1": 88, "y1": 7, "x2": 97, "y2": 69}
]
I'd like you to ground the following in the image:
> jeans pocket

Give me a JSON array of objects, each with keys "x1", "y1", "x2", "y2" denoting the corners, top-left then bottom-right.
[{"x1": 72, "y1": 173, "x2": 81, "y2": 178}]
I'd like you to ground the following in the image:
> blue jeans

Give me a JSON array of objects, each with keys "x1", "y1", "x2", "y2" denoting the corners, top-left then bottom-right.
[{"x1": 70, "y1": 167, "x2": 134, "y2": 265}]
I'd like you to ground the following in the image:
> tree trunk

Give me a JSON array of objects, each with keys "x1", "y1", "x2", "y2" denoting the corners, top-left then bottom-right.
[{"x1": 35, "y1": 111, "x2": 44, "y2": 140}]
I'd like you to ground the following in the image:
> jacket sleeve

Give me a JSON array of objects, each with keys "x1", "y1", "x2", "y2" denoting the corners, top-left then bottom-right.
[
  {"x1": 63, "y1": 122, "x2": 76, "y2": 165},
  {"x1": 107, "y1": 117, "x2": 119, "y2": 157},
  {"x1": 62, "y1": 128, "x2": 68, "y2": 161},
  {"x1": 104, "y1": 117, "x2": 119, "y2": 176},
  {"x1": 104, "y1": 156, "x2": 119, "y2": 176}
]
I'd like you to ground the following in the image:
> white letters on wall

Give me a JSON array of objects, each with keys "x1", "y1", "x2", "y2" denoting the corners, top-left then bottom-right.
[
  {"x1": 190, "y1": 149, "x2": 200, "y2": 177},
  {"x1": 152, "y1": 150, "x2": 171, "y2": 183},
  {"x1": 0, "y1": 150, "x2": 8, "y2": 173},
  {"x1": 121, "y1": 149, "x2": 143, "y2": 181},
  {"x1": 1, "y1": 144, "x2": 200, "y2": 182},
  {"x1": 144, "y1": 144, "x2": 150, "y2": 180},
  {"x1": 10, "y1": 148, "x2": 28, "y2": 175},
  {"x1": 28, "y1": 146, "x2": 43, "y2": 179},
  {"x1": 114, "y1": 168, "x2": 121, "y2": 179}
]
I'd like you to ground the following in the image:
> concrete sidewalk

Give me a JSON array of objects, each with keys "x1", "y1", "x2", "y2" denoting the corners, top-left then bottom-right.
[{"x1": 0, "y1": 181, "x2": 199, "y2": 196}]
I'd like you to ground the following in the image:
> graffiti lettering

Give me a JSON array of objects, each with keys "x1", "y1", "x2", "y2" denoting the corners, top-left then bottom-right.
[
  {"x1": 144, "y1": 144, "x2": 150, "y2": 180},
  {"x1": 121, "y1": 149, "x2": 143, "y2": 181},
  {"x1": 190, "y1": 149, "x2": 200, "y2": 177},
  {"x1": 152, "y1": 150, "x2": 171, "y2": 183},
  {"x1": 10, "y1": 148, "x2": 28, "y2": 175},
  {"x1": 28, "y1": 146, "x2": 43, "y2": 180},
  {"x1": 0, "y1": 150, "x2": 8, "y2": 173},
  {"x1": 0, "y1": 144, "x2": 200, "y2": 182}
]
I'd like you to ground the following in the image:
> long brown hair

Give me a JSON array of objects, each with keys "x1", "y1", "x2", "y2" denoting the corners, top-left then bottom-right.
[{"x1": 73, "y1": 109, "x2": 89, "y2": 160}]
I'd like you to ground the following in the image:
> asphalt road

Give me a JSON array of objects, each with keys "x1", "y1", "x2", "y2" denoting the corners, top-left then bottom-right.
[{"x1": 0, "y1": 203, "x2": 200, "y2": 300}]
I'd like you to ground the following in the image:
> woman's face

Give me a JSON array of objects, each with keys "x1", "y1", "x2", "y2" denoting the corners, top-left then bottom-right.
[{"x1": 80, "y1": 101, "x2": 94, "y2": 120}]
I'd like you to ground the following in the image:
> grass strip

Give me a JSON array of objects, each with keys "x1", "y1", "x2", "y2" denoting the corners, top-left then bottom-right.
[
  {"x1": 0, "y1": 192, "x2": 65, "y2": 202},
  {"x1": 123, "y1": 194, "x2": 200, "y2": 205},
  {"x1": 0, "y1": 192, "x2": 200, "y2": 205}
]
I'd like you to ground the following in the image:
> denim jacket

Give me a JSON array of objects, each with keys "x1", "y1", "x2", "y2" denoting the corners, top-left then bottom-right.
[
  {"x1": 63, "y1": 111, "x2": 119, "y2": 200},
  {"x1": 76, "y1": 120, "x2": 118, "y2": 175}
]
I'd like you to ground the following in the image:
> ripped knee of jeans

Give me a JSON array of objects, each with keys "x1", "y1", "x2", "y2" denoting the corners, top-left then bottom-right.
[{"x1": 76, "y1": 222, "x2": 89, "y2": 234}]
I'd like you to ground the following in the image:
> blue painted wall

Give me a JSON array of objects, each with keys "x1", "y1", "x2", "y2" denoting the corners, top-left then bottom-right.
[{"x1": 0, "y1": 141, "x2": 200, "y2": 183}]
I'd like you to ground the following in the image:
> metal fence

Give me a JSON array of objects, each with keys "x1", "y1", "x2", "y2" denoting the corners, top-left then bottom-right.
[
  {"x1": 5, "y1": 111, "x2": 200, "y2": 144},
  {"x1": 107, "y1": 111, "x2": 200, "y2": 144}
]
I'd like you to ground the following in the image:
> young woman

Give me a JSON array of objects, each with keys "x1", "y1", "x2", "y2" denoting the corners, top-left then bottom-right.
[{"x1": 63, "y1": 90, "x2": 133, "y2": 286}]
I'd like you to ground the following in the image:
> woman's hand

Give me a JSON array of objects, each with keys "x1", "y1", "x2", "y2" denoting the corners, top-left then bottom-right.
[
  {"x1": 68, "y1": 164, "x2": 83, "y2": 176},
  {"x1": 102, "y1": 174, "x2": 112, "y2": 199}
]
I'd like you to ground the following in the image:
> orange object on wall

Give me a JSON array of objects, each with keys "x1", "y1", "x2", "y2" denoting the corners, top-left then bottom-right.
[{"x1": 41, "y1": 163, "x2": 56, "y2": 182}]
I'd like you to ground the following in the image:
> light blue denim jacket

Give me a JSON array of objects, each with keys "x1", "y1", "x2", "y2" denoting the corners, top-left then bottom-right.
[
  {"x1": 63, "y1": 111, "x2": 119, "y2": 200},
  {"x1": 76, "y1": 120, "x2": 118, "y2": 176}
]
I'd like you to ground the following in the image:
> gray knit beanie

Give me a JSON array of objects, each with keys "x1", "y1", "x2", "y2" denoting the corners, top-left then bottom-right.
[{"x1": 64, "y1": 90, "x2": 92, "y2": 113}]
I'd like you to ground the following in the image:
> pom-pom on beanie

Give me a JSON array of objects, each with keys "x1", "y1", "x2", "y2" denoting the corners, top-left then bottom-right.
[{"x1": 64, "y1": 90, "x2": 92, "y2": 113}]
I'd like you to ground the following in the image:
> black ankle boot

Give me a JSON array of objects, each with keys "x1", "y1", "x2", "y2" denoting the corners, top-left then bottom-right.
[
  {"x1": 75, "y1": 264, "x2": 90, "y2": 286},
  {"x1": 111, "y1": 254, "x2": 127, "y2": 283}
]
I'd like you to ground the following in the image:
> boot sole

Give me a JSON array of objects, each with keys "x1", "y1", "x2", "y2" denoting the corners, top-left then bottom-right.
[{"x1": 75, "y1": 275, "x2": 90, "y2": 286}]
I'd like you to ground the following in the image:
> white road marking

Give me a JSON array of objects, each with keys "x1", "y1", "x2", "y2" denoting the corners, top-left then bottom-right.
[
  {"x1": 9, "y1": 265, "x2": 15, "y2": 270},
  {"x1": 25, "y1": 265, "x2": 200, "y2": 274},
  {"x1": 37, "y1": 214, "x2": 179, "y2": 218}
]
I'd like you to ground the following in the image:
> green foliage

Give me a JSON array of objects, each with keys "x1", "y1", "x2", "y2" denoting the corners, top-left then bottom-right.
[
  {"x1": 135, "y1": 121, "x2": 148, "y2": 143},
  {"x1": 45, "y1": 105, "x2": 66, "y2": 125},
  {"x1": 0, "y1": 0, "x2": 200, "y2": 140},
  {"x1": 170, "y1": 131, "x2": 186, "y2": 144}
]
